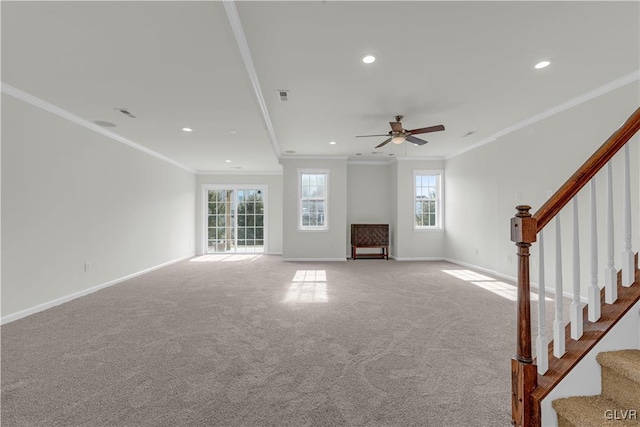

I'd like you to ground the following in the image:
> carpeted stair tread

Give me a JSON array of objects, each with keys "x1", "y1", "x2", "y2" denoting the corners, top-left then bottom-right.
[
  {"x1": 597, "y1": 350, "x2": 640, "y2": 384},
  {"x1": 553, "y1": 395, "x2": 640, "y2": 426}
]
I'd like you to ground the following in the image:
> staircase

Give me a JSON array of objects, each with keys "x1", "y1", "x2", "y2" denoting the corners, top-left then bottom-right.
[
  {"x1": 509, "y1": 106, "x2": 640, "y2": 427},
  {"x1": 553, "y1": 350, "x2": 640, "y2": 426}
]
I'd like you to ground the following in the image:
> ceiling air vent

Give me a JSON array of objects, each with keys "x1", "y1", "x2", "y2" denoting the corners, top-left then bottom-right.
[
  {"x1": 115, "y1": 108, "x2": 136, "y2": 119},
  {"x1": 278, "y1": 90, "x2": 289, "y2": 102}
]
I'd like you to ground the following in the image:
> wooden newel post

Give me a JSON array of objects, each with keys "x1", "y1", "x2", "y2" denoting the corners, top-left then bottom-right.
[
  {"x1": 510, "y1": 205, "x2": 539, "y2": 427},
  {"x1": 511, "y1": 205, "x2": 537, "y2": 362}
]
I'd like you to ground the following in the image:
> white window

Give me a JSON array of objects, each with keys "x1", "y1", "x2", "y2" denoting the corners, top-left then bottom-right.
[
  {"x1": 414, "y1": 171, "x2": 443, "y2": 229},
  {"x1": 299, "y1": 170, "x2": 328, "y2": 231}
]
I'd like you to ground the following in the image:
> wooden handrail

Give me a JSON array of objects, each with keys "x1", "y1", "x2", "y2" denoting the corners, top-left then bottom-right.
[{"x1": 535, "y1": 107, "x2": 640, "y2": 231}]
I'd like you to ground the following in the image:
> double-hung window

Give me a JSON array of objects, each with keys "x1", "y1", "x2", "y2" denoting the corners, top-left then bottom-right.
[
  {"x1": 299, "y1": 170, "x2": 328, "y2": 231},
  {"x1": 414, "y1": 170, "x2": 443, "y2": 229}
]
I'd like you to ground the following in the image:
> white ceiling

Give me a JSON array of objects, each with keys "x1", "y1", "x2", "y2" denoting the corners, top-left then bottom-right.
[{"x1": 2, "y1": 1, "x2": 639, "y2": 173}]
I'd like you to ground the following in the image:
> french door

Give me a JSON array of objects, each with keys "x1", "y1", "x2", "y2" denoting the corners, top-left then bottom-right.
[{"x1": 205, "y1": 186, "x2": 267, "y2": 254}]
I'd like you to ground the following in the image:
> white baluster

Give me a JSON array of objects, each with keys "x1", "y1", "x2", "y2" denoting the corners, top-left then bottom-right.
[
  {"x1": 570, "y1": 198, "x2": 583, "y2": 340},
  {"x1": 537, "y1": 229, "x2": 548, "y2": 374},
  {"x1": 588, "y1": 179, "x2": 601, "y2": 321},
  {"x1": 554, "y1": 216, "x2": 565, "y2": 357},
  {"x1": 605, "y1": 161, "x2": 617, "y2": 303},
  {"x1": 622, "y1": 144, "x2": 634, "y2": 287}
]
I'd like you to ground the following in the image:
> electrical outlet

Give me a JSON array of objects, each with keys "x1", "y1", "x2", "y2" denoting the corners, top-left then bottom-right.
[
  {"x1": 84, "y1": 262, "x2": 90, "y2": 272},
  {"x1": 475, "y1": 248, "x2": 479, "y2": 255}
]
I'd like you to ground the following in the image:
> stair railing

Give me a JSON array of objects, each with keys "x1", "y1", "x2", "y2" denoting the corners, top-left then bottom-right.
[{"x1": 511, "y1": 106, "x2": 640, "y2": 427}]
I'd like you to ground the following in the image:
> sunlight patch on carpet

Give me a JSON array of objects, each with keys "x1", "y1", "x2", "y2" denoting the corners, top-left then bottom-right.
[
  {"x1": 190, "y1": 254, "x2": 261, "y2": 262},
  {"x1": 443, "y1": 269, "x2": 552, "y2": 302},
  {"x1": 284, "y1": 270, "x2": 328, "y2": 303},
  {"x1": 470, "y1": 281, "x2": 519, "y2": 301},
  {"x1": 442, "y1": 269, "x2": 493, "y2": 281}
]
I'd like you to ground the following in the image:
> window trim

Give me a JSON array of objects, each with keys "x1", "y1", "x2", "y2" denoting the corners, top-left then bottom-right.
[
  {"x1": 298, "y1": 169, "x2": 329, "y2": 231},
  {"x1": 413, "y1": 170, "x2": 444, "y2": 231}
]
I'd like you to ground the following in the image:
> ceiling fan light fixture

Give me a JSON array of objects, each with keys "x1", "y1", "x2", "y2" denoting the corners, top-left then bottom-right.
[{"x1": 391, "y1": 135, "x2": 406, "y2": 144}]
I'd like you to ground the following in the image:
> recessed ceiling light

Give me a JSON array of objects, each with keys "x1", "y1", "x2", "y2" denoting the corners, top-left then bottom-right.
[
  {"x1": 329, "y1": 141, "x2": 336, "y2": 145},
  {"x1": 534, "y1": 60, "x2": 550, "y2": 69},
  {"x1": 361, "y1": 54, "x2": 376, "y2": 64},
  {"x1": 225, "y1": 160, "x2": 232, "y2": 163},
  {"x1": 229, "y1": 130, "x2": 237, "y2": 134},
  {"x1": 284, "y1": 150, "x2": 296, "y2": 154},
  {"x1": 182, "y1": 127, "x2": 193, "y2": 132}
]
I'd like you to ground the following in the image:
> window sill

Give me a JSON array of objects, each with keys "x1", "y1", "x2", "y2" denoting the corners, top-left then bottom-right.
[{"x1": 414, "y1": 227, "x2": 445, "y2": 232}]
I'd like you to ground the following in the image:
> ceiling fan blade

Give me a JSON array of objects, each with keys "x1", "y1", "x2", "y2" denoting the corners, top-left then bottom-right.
[
  {"x1": 375, "y1": 138, "x2": 392, "y2": 148},
  {"x1": 408, "y1": 124, "x2": 445, "y2": 135},
  {"x1": 406, "y1": 135, "x2": 428, "y2": 146},
  {"x1": 356, "y1": 134, "x2": 390, "y2": 138},
  {"x1": 389, "y1": 122, "x2": 403, "y2": 132}
]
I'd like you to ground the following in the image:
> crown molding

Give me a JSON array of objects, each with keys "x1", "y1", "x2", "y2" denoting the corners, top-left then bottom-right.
[
  {"x1": 395, "y1": 156, "x2": 445, "y2": 161},
  {"x1": 347, "y1": 160, "x2": 393, "y2": 165},
  {"x1": 280, "y1": 155, "x2": 349, "y2": 161},
  {"x1": 446, "y1": 69, "x2": 640, "y2": 160},
  {"x1": 197, "y1": 170, "x2": 283, "y2": 176},
  {"x1": 2, "y1": 82, "x2": 196, "y2": 174}
]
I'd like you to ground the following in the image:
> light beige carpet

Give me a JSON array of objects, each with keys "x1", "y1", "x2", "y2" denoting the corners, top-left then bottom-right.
[
  {"x1": 2, "y1": 255, "x2": 551, "y2": 426},
  {"x1": 553, "y1": 350, "x2": 640, "y2": 426}
]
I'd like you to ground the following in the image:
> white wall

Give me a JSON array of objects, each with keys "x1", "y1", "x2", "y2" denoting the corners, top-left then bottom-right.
[
  {"x1": 195, "y1": 173, "x2": 283, "y2": 255},
  {"x1": 346, "y1": 163, "x2": 392, "y2": 256},
  {"x1": 1, "y1": 94, "x2": 196, "y2": 321},
  {"x1": 394, "y1": 158, "x2": 446, "y2": 260},
  {"x1": 445, "y1": 81, "x2": 640, "y2": 293},
  {"x1": 389, "y1": 161, "x2": 399, "y2": 256},
  {"x1": 280, "y1": 158, "x2": 347, "y2": 260}
]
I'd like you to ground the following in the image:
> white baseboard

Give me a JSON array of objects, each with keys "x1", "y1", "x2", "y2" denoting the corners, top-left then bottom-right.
[
  {"x1": 443, "y1": 257, "x2": 509, "y2": 280},
  {"x1": 1, "y1": 253, "x2": 195, "y2": 325},
  {"x1": 392, "y1": 256, "x2": 445, "y2": 261},
  {"x1": 282, "y1": 258, "x2": 347, "y2": 262},
  {"x1": 443, "y1": 257, "x2": 589, "y2": 303}
]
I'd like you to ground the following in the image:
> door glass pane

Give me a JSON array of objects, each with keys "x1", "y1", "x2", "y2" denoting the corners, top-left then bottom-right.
[{"x1": 207, "y1": 188, "x2": 264, "y2": 254}]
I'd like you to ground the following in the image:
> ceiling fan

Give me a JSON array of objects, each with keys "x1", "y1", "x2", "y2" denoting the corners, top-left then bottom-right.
[{"x1": 356, "y1": 115, "x2": 445, "y2": 148}]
